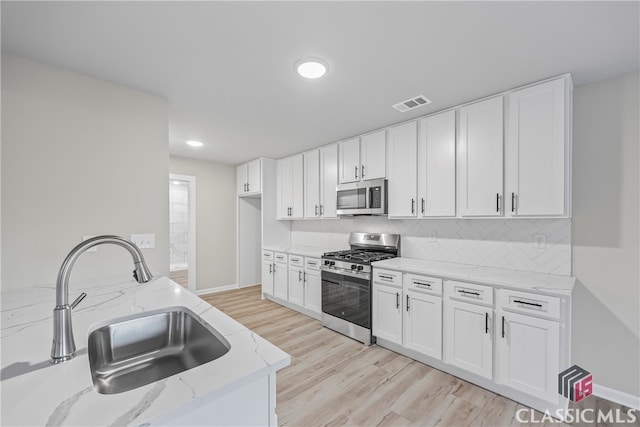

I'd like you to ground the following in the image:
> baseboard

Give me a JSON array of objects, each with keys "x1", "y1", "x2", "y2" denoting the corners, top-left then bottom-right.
[
  {"x1": 195, "y1": 284, "x2": 239, "y2": 296},
  {"x1": 594, "y1": 383, "x2": 640, "y2": 410},
  {"x1": 238, "y1": 283, "x2": 261, "y2": 289}
]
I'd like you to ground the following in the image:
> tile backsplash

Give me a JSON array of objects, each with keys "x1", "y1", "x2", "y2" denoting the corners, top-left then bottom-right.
[{"x1": 291, "y1": 217, "x2": 571, "y2": 275}]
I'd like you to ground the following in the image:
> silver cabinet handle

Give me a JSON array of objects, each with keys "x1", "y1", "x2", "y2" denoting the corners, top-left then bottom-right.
[
  {"x1": 501, "y1": 315, "x2": 506, "y2": 338},
  {"x1": 315, "y1": 205, "x2": 318, "y2": 216},
  {"x1": 269, "y1": 264, "x2": 272, "y2": 274},
  {"x1": 496, "y1": 193, "x2": 501, "y2": 213},
  {"x1": 355, "y1": 165, "x2": 358, "y2": 179},
  {"x1": 396, "y1": 292, "x2": 400, "y2": 309},
  {"x1": 485, "y1": 312, "x2": 489, "y2": 334},
  {"x1": 379, "y1": 274, "x2": 394, "y2": 280},
  {"x1": 421, "y1": 198, "x2": 425, "y2": 214},
  {"x1": 406, "y1": 295, "x2": 410, "y2": 312},
  {"x1": 303, "y1": 272, "x2": 307, "y2": 282},
  {"x1": 319, "y1": 204, "x2": 324, "y2": 215},
  {"x1": 298, "y1": 270, "x2": 302, "y2": 281},
  {"x1": 362, "y1": 164, "x2": 365, "y2": 178},
  {"x1": 411, "y1": 199, "x2": 415, "y2": 214},
  {"x1": 511, "y1": 192, "x2": 516, "y2": 213}
]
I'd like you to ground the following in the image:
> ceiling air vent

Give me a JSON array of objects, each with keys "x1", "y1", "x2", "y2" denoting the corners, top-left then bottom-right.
[{"x1": 392, "y1": 95, "x2": 432, "y2": 112}]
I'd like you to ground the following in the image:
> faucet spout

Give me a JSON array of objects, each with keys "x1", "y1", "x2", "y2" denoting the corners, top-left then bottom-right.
[{"x1": 51, "y1": 235, "x2": 153, "y2": 364}]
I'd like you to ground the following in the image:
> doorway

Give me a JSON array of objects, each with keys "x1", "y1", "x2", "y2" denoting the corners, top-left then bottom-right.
[{"x1": 169, "y1": 174, "x2": 196, "y2": 291}]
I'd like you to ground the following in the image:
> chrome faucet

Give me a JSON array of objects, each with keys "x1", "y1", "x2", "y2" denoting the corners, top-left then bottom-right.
[{"x1": 51, "y1": 235, "x2": 153, "y2": 364}]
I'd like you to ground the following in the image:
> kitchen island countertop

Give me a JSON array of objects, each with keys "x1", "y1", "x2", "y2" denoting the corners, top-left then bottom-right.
[{"x1": 0, "y1": 276, "x2": 290, "y2": 426}]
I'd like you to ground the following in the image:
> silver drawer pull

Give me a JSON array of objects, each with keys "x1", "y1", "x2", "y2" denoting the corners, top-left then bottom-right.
[
  {"x1": 514, "y1": 299, "x2": 543, "y2": 308},
  {"x1": 458, "y1": 289, "x2": 480, "y2": 296},
  {"x1": 379, "y1": 274, "x2": 394, "y2": 280}
]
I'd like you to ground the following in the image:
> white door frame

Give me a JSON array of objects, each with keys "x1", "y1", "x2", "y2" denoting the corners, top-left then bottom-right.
[{"x1": 170, "y1": 174, "x2": 197, "y2": 292}]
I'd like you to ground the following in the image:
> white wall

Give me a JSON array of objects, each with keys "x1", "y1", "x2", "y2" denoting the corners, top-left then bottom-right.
[
  {"x1": 1, "y1": 54, "x2": 170, "y2": 290},
  {"x1": 572, "y1": 71, "x2": 639, "y2": 399},
  {"x1": 169, "y1": 156, "x2": 237, "y2": 290}
]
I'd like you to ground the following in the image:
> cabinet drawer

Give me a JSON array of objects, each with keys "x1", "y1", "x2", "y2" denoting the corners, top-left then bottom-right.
[
  {"x1": 404, "y1": 274, "x2": 443, "y2": 296},
  {"x1": 304, "y1": 257, "x2": 321, "y2": 271},
  {"x1": 373, "y1": 269, "x2": 402, "y2": 288},
  {"x1": 275, "y1": 252, "x2": 288, "y2": 264},
  {"x1": 446, "y1": 280, "x2": 494, "y2": 306},
  {"x1": 498, "y1": 289, "x2": 560, "y2": 320},
  {"x1": 262, "y1": 251, "x2": 274, "y2": 261},
  {"x1": 288, "y1": 254, "x2": 304, "y2": 267}
]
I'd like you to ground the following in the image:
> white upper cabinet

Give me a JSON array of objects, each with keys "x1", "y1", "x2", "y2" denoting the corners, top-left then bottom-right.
[
  {"x1": 388, "y1": 121, "x2": 418, "y2": 218},
  {"x1": 237, "y1": 158, "x2": 262, "y2": 196},
  {"x1": 304, "y1": 149, "x2": 321, "y2": 218},
  {"x1": 360, "y1": 130, "x2": 386, "y2": 180},
  {"x1": 458, "y1": 96, "x2": 504, "y2": 217},
  {"x1": 320, "y1": 144, "x2": 338, "y2": 218},
  {"x1": 338, "y1": 137, "x2": 360, "y2": 183},
  {"x1": 303, "y1": 144, "x2": 338, "y2": 219},
  {"x1": 418, "y1": 110, "x2": 456, "y2": 217},
  {"x1": 277, "y1": 154, "x2": 304, "y2": 219},
  {"x1": 506, "y1": 77, "x2": 571, "y2": 217},
  {"x1": 338, "y1": 131, "x2": 386, "y2": 184}
]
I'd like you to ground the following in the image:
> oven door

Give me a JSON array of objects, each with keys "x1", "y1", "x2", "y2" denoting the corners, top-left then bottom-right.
[{"x1": 321, "y1": 270, "x2": 371, "y2": 329}]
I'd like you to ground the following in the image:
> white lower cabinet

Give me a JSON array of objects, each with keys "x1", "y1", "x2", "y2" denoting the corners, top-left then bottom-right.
[
  {"x1": 404, "y1": 290, "x2": 442, "y2": 359},
  {"x1": 273, "y1": 253, "x2": 288, "y2": 300},
  {"x1": 288, "y1": 255, "x2": 305, "y2": 307},
  {"x1": 444, "y1": 298, "x2": 493, "y2": 380},
  {"x1": 303, "y1": 258, "x2": 322, "y2": 314},
  {"x1": 261, "y1": 251, "x2": 274, "y2": 296},
  {"x1": 495, "y1": 290, "x2": 561, "y2": 404},
  {"x1": 373, "y1": 270, "x2": 443, "y2": 358},
  {"x1": 372, "y1": 282, "x2": 403, "y2": 345}
]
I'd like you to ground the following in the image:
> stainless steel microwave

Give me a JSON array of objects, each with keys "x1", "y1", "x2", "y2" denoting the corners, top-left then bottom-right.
[{"x1": 336, "y1": 179, "x2": 388, "y2": 216}]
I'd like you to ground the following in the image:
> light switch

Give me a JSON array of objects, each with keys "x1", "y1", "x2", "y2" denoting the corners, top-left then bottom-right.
[{"x1": 131, "y1": 233, "x2": 155, "y2": 249}]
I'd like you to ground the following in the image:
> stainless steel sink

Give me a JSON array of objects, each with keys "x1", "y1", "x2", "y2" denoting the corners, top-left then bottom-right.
[{"x1": 88, "y1": 306, "x2": 230, "y2": 394}]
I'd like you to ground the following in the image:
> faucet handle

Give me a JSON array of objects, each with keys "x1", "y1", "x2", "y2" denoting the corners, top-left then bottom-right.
[{"x1": 70, "y1": 292, "x2": 87, "y2": 309}]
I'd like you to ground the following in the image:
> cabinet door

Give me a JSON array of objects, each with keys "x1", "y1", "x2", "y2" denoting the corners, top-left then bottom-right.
[
  {"x1": 404, "y1": 291, "x2": 442, "y2": 360},
  {"x1": 372, "y1": 283, "x2": 403, "y2": 345},
  {"x1": 261, "y1": 260, "x2": 274, "y2": 295},
  {"x1": 288, "y1": 265, "x2": 304, "y2": 306},
  {"x1": 419, "y1": 111, "x2": 456, "y2": 217},
  {"x1": 388, "y1": 121, "x2": 418, "y2": 217},
  {"x1": 320, "y1": 144, "x2": 338, "y2": 218},
  {"x1": 290, "y1": 154, "x2": 305, "y2": 219},
  {"x1": 237, "y1": 163, "x2": 248, "y2": 195},
  {"x1": 458, "y1": 97, "x2": 504, "y2": 216},
  {"x1": 507, "y1": 78, "x2": 567, "y2": 217},
  {"x1": 444, "y1": 299, "x2": 493, "y2": 379},
  {"x1": 276, "y1": 159, "x2": 292, "y2": 219},
  {"x1": 273, "y1": 263, "x2": 288, "y2": 300},
  {"x1": 361, "y1": 130, "x2": 386, "y2": 180},
  {"x1": 247, "y1": 159, "x2": 261, "y2": 194},
  {"x1": 304, "y1": 150, "x2": 321, "y2": 218},
  {"x1": 304, "y1": 269, "x2": 322, "y2": 314},
  {"x1": 338, "y1": 138, "x2": 360, "y2": 183},
  {"x1": 496, "y1": 310, "x2": 560, "y2": 404}
]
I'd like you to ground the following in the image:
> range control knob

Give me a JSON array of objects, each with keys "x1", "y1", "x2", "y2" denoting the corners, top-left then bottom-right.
[
  {"x1": 357, "y1": 265, "x2": 364, "y2": 271},
  {"x1": 351, "y1": 264, "x2": 357, "y2": 270},
  {"x1": 324, "y1": 260, "x2": 330, "y2": 266},
  {"x1": 330, "y1": 261, "x2": 336, "y2": 266}
]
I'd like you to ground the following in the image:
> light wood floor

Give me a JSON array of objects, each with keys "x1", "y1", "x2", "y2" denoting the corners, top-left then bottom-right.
[
  {"x1": 202, "y1": 286, "x2": 566, "y2": 427},
  {"x1": 169, "y1": 269, "x2": 188, "y2": 288}
]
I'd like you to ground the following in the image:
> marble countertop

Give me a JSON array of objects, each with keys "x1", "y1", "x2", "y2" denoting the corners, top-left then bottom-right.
[
  {"x1": 372, "y1": 258, "x2": 574, "y2": 295},
  {"x1": 0, "y1": 277, "x2": 291, "y2": 426},
  {"x1": 263, "y1": 244, "x2": 347, "y2": 259}
]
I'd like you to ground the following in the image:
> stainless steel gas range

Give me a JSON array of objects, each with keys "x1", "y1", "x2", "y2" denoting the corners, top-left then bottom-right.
[{"x1": 320, "y1": 232, "x2": 400, "y2": 345}]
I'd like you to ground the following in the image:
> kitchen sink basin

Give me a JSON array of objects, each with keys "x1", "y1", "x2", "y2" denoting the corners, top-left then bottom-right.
[{"x1": 88, "y1": 306, "x2": 230, "y2": 394}]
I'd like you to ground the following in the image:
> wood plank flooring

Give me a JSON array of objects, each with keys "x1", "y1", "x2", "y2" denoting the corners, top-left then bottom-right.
[
  {"x1": 201, "y1": 286, "x2": 566, "y2": 427},
  {"x1": 169, "y1": 269, "x2": 188, "y2": 288}
]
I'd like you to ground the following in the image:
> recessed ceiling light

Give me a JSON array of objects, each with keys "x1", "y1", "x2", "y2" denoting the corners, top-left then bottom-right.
[
  {"x1": 295, "y1": 58, "x2": 328, "y2": 79},
  {"x1": 186, "y1": 140, "x2": 203, "y2": 147}
]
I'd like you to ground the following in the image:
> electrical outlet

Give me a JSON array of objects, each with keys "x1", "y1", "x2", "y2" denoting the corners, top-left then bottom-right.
[
  {"x1": 131, "y1": 233, "x2": 155, "y2": 249},
  {"x1": 82, "y1": 236, "x2": 97, "y2": 252},
  {"x1": 428, "y1": 231, "x2": 437, "y2": 242},
  {"x1": 533, "y1": 234, "x2": 546, "y2": 249}
]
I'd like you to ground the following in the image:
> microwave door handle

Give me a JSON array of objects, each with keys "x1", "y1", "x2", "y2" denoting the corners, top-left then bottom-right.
[{"x1": 366, "y1": 186, "x2": 371, "y2": 209}]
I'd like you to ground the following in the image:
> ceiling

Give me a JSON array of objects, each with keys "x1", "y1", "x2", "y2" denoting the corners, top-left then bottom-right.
[{"x1": 2, "y1": 1, "x2": 638, "y2": 165}]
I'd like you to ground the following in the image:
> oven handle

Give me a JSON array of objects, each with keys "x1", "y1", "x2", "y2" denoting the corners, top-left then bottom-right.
[{"x1": 320, "y1": 266, "x2": 370, "y2": 281}]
